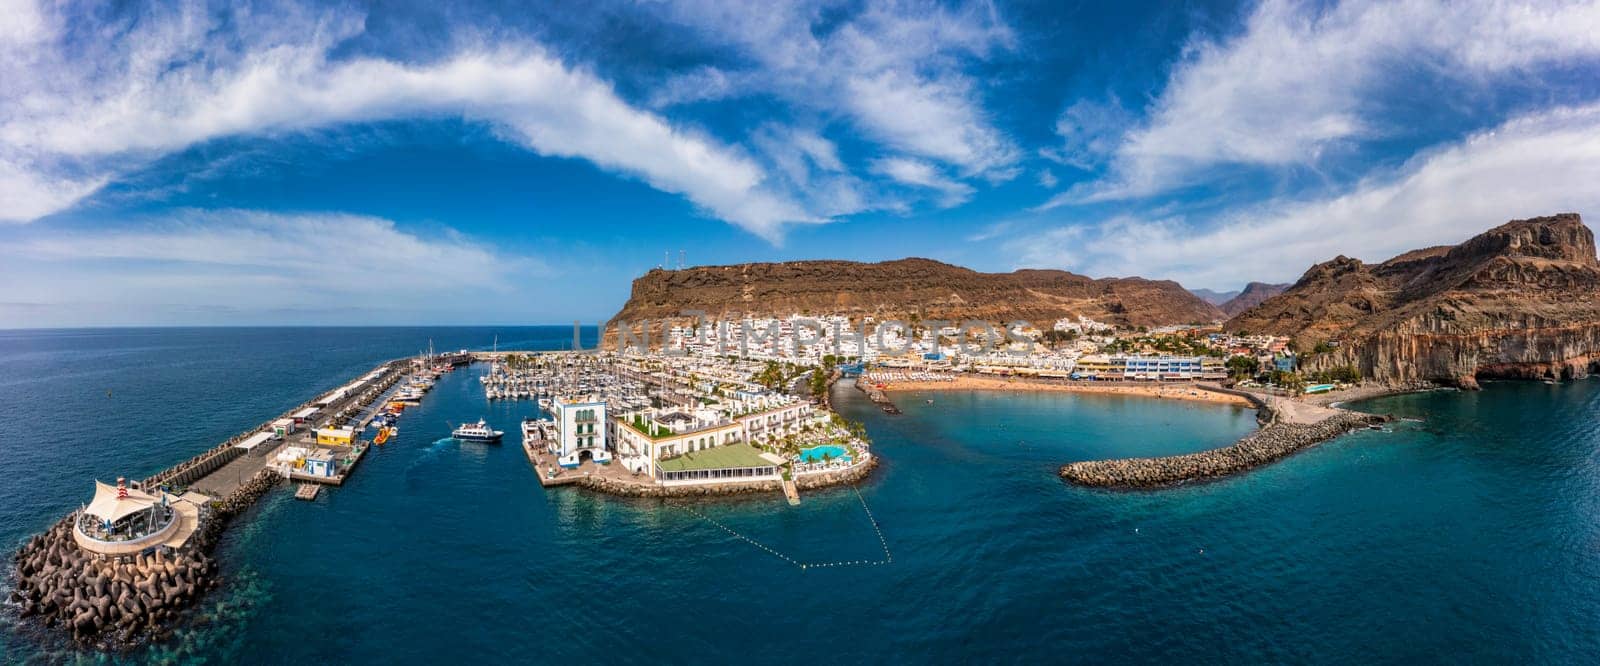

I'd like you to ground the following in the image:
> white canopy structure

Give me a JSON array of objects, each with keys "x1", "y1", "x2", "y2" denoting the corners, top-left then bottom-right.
[
  {"x1": 84, "y1": 480, "x2": 162, "y2": 524},
  {"x1": 74, "y1": 479, "x2": 195, "y2": 555},
  {"x1": 236, "y1": 431, "x2": 274, "y2": 452}
]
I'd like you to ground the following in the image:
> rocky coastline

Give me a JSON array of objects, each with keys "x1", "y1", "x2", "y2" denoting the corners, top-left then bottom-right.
[
  {"x1": 7, "y1": 470, "x2": 281, "y2": 650},
  {"x1": 1059, "y1": 411, "x2": 1389, "y2": 489},
  {"x1": 566, "y1": 455, "x2": 878, "y2": 498},
  {"x1": 1226, "y1": 214, "x2": 1600, "y2": 388}
]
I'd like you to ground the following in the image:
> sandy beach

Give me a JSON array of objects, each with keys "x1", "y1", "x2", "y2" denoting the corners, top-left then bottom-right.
[{"x1": 870, "y1": 374, "x2": 1254, "y2": 406}]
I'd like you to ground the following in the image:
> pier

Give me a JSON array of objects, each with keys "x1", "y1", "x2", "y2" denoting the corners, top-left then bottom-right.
[{"x1": 8, "y1": 353, "x2": 439, "y2": 647}]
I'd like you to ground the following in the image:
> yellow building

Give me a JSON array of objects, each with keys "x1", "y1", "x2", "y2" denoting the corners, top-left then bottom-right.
[{"x1": 315, "y1": 427, "x2": 355, "y2": 446}]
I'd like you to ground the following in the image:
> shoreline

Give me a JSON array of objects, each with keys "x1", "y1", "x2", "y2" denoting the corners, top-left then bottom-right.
[
  {"x1": 523, "y1": 423, "x2": 878, "y2": 499},
  {"x1": 873, "y1": 374, "x2": 1254, "y2": 407},
  {"x1": 556, "y1": 455, "x2": 879, "y2": 499},
  {"x1": 1314, "y1": 381, "x2": 1443, "y2": 409}
]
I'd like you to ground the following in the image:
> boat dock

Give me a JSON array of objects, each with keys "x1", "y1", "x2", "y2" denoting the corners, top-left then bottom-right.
[
  {"x1": 294, "y1": 483, "x2": 321, "y2": 500},
  {"x1": 284, "y1": 442, "x2": 369, "y2": 486},
  {"x1": 783, "y1": 478, "x2": 801, "y2": 505}
]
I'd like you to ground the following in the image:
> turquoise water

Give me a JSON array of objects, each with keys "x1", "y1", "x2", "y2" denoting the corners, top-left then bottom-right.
[
  {"x1": 3, "y1": 328, "x2": 1600, "y2": 662},
  {"x1": 796, "y1": 444, "x2": 850, "y2": 463}
]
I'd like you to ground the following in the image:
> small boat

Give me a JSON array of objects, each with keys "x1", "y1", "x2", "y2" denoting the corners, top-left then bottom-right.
[
  {"x1": 452, "y1": 419, "x2": 504, "y2": 443},
  {"x1": 374, "y1": 427, "x2": 393, "y2": 445}
]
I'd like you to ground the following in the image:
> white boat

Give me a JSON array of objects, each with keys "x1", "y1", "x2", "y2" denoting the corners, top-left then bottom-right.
[{"x1": 452, "y1": 419, "x2": 503, "y2": 443}]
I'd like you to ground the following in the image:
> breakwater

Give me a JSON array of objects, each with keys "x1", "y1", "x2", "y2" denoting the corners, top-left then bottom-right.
[
  {"x1": 6, "y1": 358, "x2": 407, "y2": 649},
  {"x1": 7, "y1": 470, "x2": 281, "y2": 648},
  {"x1": 853, "y1": 378, "x2": 901, "y2": 414},
  {"x1": 1059, "y1": 411, "x2": 1389, "y2": 489}
]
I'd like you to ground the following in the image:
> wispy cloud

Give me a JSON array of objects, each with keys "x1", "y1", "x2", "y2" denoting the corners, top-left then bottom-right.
[
  {"x1": 650, "y1": 0, "x2": 1017, "y2": 187},
  {"x1": 965, "y1": 220, "x2": 1012, "y2": 242},
  {"x1": 0, "y1": 1, "x2": 821, "y2": 240},
  {"x1": 0, "y1": 209, "x2": 548, "y2": 325},
  {"x1": 1012, "y1": 103, "x2": 1600, "y2": 289},
  {"x1": 871, "y1": 157, "x2": 976, "y2": 208},
  {"x1": 1045, "y1": 0, "x2": 1600, "y2": 207}
]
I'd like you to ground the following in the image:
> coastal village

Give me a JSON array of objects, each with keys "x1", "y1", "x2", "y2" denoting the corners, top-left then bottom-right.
[
  {"x1": 19, "y1": 214, "x2": 1597, "y2": 650},
  {"x1": 636, "y1": 313, "x2": 1348, "y2": 395},
  {"x1": 6, "y1": 320, "x2": 1353, "y2": 646}
]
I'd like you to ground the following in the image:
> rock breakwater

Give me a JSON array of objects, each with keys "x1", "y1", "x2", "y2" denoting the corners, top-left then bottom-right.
[
  {"x1": 1059, "y1": 412, "x2": 1388, "y2": 489},
  {"x1": 7, "y1": 470, "x2": 281, "y2": 649}
]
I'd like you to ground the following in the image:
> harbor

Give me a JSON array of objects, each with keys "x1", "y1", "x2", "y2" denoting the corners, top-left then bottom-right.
[
  {"x1": 6, "y1": 343, "x2": 880, "y2": 648},
  {"x1": 5, "y1": 328, "x2": 1594, "y2": 663}
]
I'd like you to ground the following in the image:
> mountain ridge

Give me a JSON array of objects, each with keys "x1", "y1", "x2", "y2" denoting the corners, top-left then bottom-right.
[
  {"x1": 605, "y1": 257, "x2": 1224, "y2": 335},
  {"x1": 1225, "y1": 213, "x2": 1600, "y2": 387}
]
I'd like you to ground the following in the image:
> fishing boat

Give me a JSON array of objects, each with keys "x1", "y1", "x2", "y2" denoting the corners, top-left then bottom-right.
[{"x1": 452, "y1": 419, "x2": 504, "y2": 443}]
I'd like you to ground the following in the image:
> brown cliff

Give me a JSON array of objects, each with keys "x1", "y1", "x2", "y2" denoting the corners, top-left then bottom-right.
[
  {"x1": 606, "y1": 257, "x2": 1223, "y2": 337},
  {"x1": 1225, "y1": 213, "x2": 1600, "y2": 387},
  {"x1": 1218, "y1": 282, "x2": 1290, "y2": 317}
]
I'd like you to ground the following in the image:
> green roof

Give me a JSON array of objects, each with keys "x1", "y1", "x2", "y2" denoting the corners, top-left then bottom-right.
[{"x1": 656, "y1": 443, "x2": 774, "y2": 472}]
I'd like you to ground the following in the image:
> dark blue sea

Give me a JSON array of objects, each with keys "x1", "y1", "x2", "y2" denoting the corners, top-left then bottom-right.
[{"x1": 3, "y1": 328, "x2": 1599, "y2": 663}]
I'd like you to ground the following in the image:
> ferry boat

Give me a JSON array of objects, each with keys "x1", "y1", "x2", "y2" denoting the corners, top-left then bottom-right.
[{"x1": 452, "y1": 419, "x2": 504, "y2": 443}]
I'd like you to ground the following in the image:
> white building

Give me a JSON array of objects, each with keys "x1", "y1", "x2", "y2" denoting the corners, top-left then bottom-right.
[{"x1": 551, "y1": 395, "x2": 610, "y2": 468}]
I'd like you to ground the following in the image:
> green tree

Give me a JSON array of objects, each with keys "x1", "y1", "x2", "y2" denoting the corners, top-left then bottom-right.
[{"x1": 1226, "y1": 355, "x2": 1260, "y2": 379}]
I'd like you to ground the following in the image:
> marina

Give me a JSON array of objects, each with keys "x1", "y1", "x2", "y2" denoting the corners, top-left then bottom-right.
[
  {"x1": 4, "y1": 328, "x2": 1597, "y2": 663},
  {"x1": 5, "y1": 339, "x2": 882, "y2": 649}
]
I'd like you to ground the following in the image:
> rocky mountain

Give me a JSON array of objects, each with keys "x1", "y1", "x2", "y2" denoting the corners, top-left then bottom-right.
[
  {"x1": 1218, "y1": 282, "x2": 1290, "y2": 317},
  {"x1": 1189, "y1": 288, "x2": 1240, "y2": 306},
  {"x1": 1225, "y1": 213, "x2": 1600, "y2": 387},
  {"x1": 606, "y1": 257, "x2": 1224, "y2": 338}
]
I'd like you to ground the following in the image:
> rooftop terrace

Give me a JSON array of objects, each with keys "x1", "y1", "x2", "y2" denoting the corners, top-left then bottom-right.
[{"x1": 656, "y1": 443, "x2": 776, "y2": 472}]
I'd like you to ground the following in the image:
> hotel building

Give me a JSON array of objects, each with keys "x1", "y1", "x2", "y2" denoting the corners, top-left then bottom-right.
[
  {"x1": 1072, "y1": 354, "x2": 1227, "y2": 381},
  {"x1": 551, "y1": 395, "x2": 609, "y2": 468}
]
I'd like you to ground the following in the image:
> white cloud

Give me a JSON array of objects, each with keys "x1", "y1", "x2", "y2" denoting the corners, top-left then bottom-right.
[
  {"x1": 871, "y1": 156, "x2": 975, "y2": 208},
  {"x1": 0, "y1": 209, "x2": 547, "y2": 325},
  {"x1": 1044, "y1": 97, "x2": 1133, "y2": 172},
  {"x1": 1037, "y1": 169, "x2": 1058, "y2": 189},
  {"x1": 1012, "y1": 103, "x2": 1600, "y2": 290},
  {"x1": 0, "y1": 0, "x2": 50, "y2": 47},
  {"x1": 0, "y1": 4, "x2": 819, "y2": 240},
  {"x1": 749, "y1": 124, "x2": 884, "y2": 220},
  {"x1": 652, "y1": 0, "x2": 1017, "y2": 177},
  {"x1": 0, "y1": 158, "x2": 108, "y2": 222},
  {"x1": 965, "y1": 220, "x2": 1012, "y2": 242},
  {"x1": 1052, "y1": 0, "x2": 1600, "y2": 205}
]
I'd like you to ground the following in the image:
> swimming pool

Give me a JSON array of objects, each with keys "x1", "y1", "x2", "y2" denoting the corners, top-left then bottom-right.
[{"x1": 795, "y1": 445, "x2": 851, "y2": 464}]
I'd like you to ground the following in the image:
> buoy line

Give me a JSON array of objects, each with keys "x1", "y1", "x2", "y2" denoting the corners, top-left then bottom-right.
[{"x1": 677, "y1": 484, "x2": 893, "y2": 570}]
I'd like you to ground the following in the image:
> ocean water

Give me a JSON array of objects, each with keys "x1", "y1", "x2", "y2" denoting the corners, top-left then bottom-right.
[{"x1": 3, "y1": 328, "x2": 1600, "y2": 663}]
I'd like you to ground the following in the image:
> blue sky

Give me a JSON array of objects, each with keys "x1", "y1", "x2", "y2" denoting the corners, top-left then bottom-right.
[{"x1": 2, "y1": 0, "x2": 1599, "y2": 327}]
